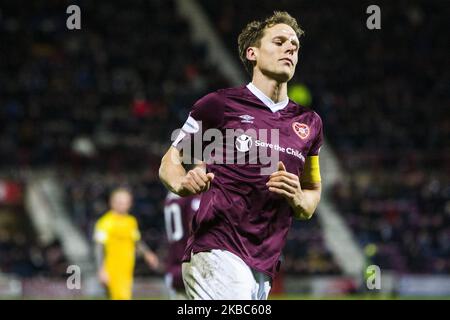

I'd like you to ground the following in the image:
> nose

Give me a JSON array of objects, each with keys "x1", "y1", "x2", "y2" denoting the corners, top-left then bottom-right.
[{"x1": 284, "y1": 43, "x2": 296, "y2": 55}]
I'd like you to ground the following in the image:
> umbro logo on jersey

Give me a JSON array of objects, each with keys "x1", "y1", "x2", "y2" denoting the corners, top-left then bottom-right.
[
  {"x1": 292, "y1": 122, "x2": 310, "y2": 140},
  {"x1": 239, "y1": 114, "x2": 254, "y2": 124}
]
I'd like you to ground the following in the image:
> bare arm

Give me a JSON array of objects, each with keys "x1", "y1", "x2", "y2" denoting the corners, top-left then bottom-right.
[
  {"x1": 267, "y1": 162, "x2": 322, "y2": 220},
  {"x1": 95, "y1": 243, "x2": 104, "y2": 271},
  {"x1": 95, "y1": 243, "x2": 109, "y2": 285},
  {"x1": 136, "y1": 240, "x2": 160, "y2": 270},
  {"x1": 159, "y1": 146, "x2": 214, "y2": 197},
  {"x1": 136, "y1": 240, "x2": 151, "y2": 256},
  {"x1": 291, "y1": 182, "x2": 321, "y2": 220}
]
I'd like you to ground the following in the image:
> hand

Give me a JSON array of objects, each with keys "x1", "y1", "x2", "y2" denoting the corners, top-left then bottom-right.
[
  {"x1": 98, "y1": 266, "x2": 109, "y2": 285},
  {"x1": 175, "y1": 166, "x2": 214, "y2": 196},
  {"x1": 266, "y1": 161, "x2": 305, "y2": 210},
  {"x1": 144, "y1": 251, "x2": 160, "y2": 271}
]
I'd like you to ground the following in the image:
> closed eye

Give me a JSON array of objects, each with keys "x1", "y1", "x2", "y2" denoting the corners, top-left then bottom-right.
[{"x1": 273, "y1": 37, "x2": 298, "y2": 50}]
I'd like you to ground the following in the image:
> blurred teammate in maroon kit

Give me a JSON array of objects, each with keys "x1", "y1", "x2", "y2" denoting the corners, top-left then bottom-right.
[{"x1": 163, "y1": 192, "x2": 201, "y2": 299}]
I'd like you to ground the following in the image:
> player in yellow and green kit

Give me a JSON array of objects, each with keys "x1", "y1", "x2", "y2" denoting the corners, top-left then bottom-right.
[{"x1": 94, "y1": 188, "x2": 159, "y2": 300}]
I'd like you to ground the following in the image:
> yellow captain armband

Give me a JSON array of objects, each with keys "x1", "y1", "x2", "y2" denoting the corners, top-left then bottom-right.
[{"x1": 301, "y1": 156, "x2": 321, "y2": 184}]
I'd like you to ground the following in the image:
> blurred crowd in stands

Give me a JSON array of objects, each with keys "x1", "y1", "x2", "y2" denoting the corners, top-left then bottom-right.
[
  {"x1": 333, "y1": 168, "x2": 450, "y2": 273},
  {"x1": 0, "y1": 177, "x2": 69, "y2": 278},
  {"x1": 1, "y1": 0, "x2": 448, "y2": 277}
]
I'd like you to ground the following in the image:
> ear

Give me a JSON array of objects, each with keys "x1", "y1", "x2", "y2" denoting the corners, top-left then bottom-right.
[{"x1": 246, "y1": 47, "x2": 257, "y2": 62}]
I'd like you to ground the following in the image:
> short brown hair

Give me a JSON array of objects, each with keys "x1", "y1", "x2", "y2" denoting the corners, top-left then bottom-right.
[
  {"x1": 238, "y1": 11, "x2": 304, "y2": 76},
  {"x1": 110, "y1": 188, "x2": 132, "y2": 201}
]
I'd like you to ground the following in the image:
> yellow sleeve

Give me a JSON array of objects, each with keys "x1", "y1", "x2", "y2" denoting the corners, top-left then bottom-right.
[
  {"x1": 301, "y1": 155, "x2": 321, "y2": 184},
  {"x1": 94, "y1": 216, "x2": 109, "y2": 244},
  {"x1": 131, "y1": 217, "x2": 141, "y2": 242}
]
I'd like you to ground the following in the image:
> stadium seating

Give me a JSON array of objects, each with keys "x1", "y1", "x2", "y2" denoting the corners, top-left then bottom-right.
[{"x1": 0, "y1": 178, "x2": 69, "y2": 278}]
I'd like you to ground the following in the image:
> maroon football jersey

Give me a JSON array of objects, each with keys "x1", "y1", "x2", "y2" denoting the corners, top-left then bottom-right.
[
  {"x1": 173, "y1": 84, "x2": 323, "y2": 279},
  {"x1": 164, "y1": 192, "x2": 201, "y2": 290}
]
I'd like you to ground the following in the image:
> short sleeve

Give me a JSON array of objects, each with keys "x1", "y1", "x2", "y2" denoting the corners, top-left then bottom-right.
[
  {"x1": 172, "y1": 92, "x2": 225, "y2": 149},
  {"x1": 308, "y1": 114, "x2": 324, "y2": 156},
  {"x1": 131, "y1": 217, "x2": 141, "y2": 242},
  {"x1": 94, "y1": 219, "x2": 109, "y2": 244}
]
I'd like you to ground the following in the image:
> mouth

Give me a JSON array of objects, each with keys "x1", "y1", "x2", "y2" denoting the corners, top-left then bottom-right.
[{"x1": 279, "y1": 58, "x2": 293, "y2": 66}]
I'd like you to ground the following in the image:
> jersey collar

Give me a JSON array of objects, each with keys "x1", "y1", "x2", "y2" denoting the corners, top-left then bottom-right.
[{"x1": 246, "y1": 82, "x2": 289, "y2": 113}]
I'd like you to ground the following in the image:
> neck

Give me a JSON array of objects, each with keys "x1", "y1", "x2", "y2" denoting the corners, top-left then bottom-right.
[
  {"x1": 251, "y1": 69, "x2": 288, "y2": 103},
  {"x1": 111, "y1": 210, "x2": 126, "y2": 215}
]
